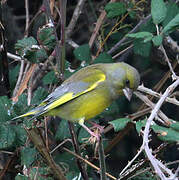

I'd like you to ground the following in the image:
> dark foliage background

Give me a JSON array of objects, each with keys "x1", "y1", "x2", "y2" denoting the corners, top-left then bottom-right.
[{"x1": 0, "y1": 0, "x2": 178, "y2": 179}]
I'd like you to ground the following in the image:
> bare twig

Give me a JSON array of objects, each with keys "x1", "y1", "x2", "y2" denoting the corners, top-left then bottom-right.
[
  {"x1": 143, "y1": 78, "x2": 179, "y2": 180},
  {"x1": 134, "y1": 91, "x2": 170, "y2": 125},
  {"x1": 89, "y1": 0, "x2": 117, "y2": 48},
  {"x1": 159, "y1": 45, "x2": 178, "y2": 80},
  {"x1": 137, "y1": 85, "x2": 179, "y2": 106},
  {"x1": 66, "y1": 0, "x2": 87, "y2": 38},
  {"x1": 24, "y1": 0, "x2": 30, "y2": 36},
  {"x1": 68, "y1": 122, "x2": 89, "y2": 180},
  {"x1": 63, "y1": 147, "x2": 117, "y2": 180},
  {"x1": 108, "y1": 14, "x2": 151, "y2": 55},
  {"x1": 12, "y1": 60, "x2": 25, "y2": 97}
]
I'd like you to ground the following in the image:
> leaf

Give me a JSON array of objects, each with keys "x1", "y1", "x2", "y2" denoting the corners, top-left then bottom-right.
[
  {"x1": 151, "y1": 0, "x2": 167, "y2": 24},
  {"x1": 73, "y1": 44, "x2": 91, "y2": 62},
  {"x1": 127, "y1": 32, "x2": 153, "y2": 41},
  {"x1": 42, "y1": 71, "x2": 58, "y2": 85},
  {"x1": 9, "y1": 65, "x2": 20, "y2": 90},
  {"x1": 133, "y1": 39, "x2": 152, "y2": 57},
  {"x1": 152, "y1": 35, "x2": 163, "y2": 46},
  {"x1": 21, "y1": 147, "x2": 37, "y2": 167},
  {"x1": 135, "y1": 120, "x2": 146, "y2": 134},
  {"x1": 135, "y1": 120, "x2": 179, "y2": 142},
  {"x1": 170, "y1": 121, "x2": 179, "y2": 132},
  {"x1": 55, "y1": 119, "x2": 71, "y2": 140},
  {"x1": 152, "y1": 125, "x2": 179, "y2": 143},
  {"x1": 31, "y1": 87, "x2": 48, "y2": 105},
  {"x1": 94, "y1": 52, "x2": 113, "y2": 63},
  {"x1": 0, "y1": 124, "x2": 16, "y2": 149},
  {"x1": 15, "y1": 37, "x2": 37, "y2": 56},
  {"x1": 15, "y1": 37, "x2": 47, "y2": 63},
  {"x1": 15, "y1": 174, "x2": 28, "y2": 180},
  {"x1": 162, "y1": 14, "x2": 179, "y2": 35},
  {"x1": 13, "y1": 93, "x2": 29, "y2": 117},
  {"x1": 78, "y1": 125, "x2": 90, "y2": 143},
  {"x1": 28, "y1": 167, "x2": 54, "y2": 180},
  {"x1": 14, "y1": 124, "x2": 27, "y2": 146},
  {"x1": 139, "y1": 18, "x2": 156, "y2": 33},
  {"x1": 105, "y1": 2, "x2": 126, "y2": 18},
  {"x1": 109, "y1": 118, "x2": 131, "y2": 132},
  {"x1": 162, "y1": 0, "x2": 179, "y2": 27},
  {"x1": 38, "y1": 27, "x2": 56, "y2": 52},
  {"x1": 127, "y1": 32, "x2": 153, "y2": 39},
  {"x1": 0, "y1": 96, "x2": 13, "y2": 122}
]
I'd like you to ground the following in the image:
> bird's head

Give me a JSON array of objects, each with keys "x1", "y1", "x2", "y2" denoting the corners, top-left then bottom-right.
[{"x1": 107, "y1": 62, "x2": 140, "y2": 101}]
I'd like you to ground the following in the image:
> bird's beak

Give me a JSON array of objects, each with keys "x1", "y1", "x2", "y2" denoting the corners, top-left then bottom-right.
[{"x1": 123, "y1": 87, "x2": 133, "y2": 101}]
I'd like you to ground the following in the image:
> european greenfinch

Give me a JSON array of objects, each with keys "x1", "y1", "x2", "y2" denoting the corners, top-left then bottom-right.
[{"x1": 13, "y1": 62, "x2": 140, "y2": 139}]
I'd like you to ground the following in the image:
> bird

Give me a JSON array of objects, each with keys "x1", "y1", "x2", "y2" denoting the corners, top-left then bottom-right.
[{"x1": 13, "y1": 62, "x2": 140, "y2": 140}]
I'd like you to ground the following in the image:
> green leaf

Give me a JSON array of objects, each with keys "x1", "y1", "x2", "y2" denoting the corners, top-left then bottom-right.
[
  {"x1": 133, "y1": 39, "x2": 152, "y2": 57},
  {"x1": 152, "y1": 35, "x2": 163, "y2": 46},
  {"x1": 38, "y1": 27, "x2": 56, "y2": 52},
  {"x1": 13, "y1": 94, "x2": 29, "y2": 117},
  {"x1": 0, "y1": 96, "x2": 13, "y2": 122},
  {"x1": 151, "y1": 0, "x2": 167, "y2": 24},
  {"x1": 42, "y1": 71, "x2": 58, "y2": 85},
  {"x1": 9, "y1": 65, "x2": 20, "y2": 90},
  {"x1": 94, "y1": 52, "x2": 113, "y2": 63},
  {"x1": 73, "y1": 44, "x2": 91, "y2": 62},
  {"x1": 105, "y1": 2, "x2": 126, "y2": 18},
  {"x1": 31, "y1": 87, "x2": 48, "y2": 105},
  {"x1": 136, "y1": 120, "x2": 146, "y2": 134},
  {"x1": 14, "y1": 124, "x2": 27, "y2": 146},
  {"x1": 127, "y1": 32, "x2": 153, "y2": 42},
  {"x1": 136, "y1": 119, "x2": 179, "y2": 142},
  {"x1": 15, "y1": 37, "x2": 47, "y2": 63},
  {"x1": 55, "y1": 119, "x2": 71, "y2": 140},
  {"x1": 109, "y1": 118, "x2": 131, "y2": 132},
  {"x1": 15, "y1": 37, "x2": 37, "y2": 56},
  {"x1": 139, "y1": 18, "x2": 156, "y2": 33},
  {"x1": 0, "y1": 124, "x2": 16, "y2": 149},
  {"x1": 78, "y1": 125, "x2": 90, "y2": 143},
  {"x1": 162, "y1": 0, "x2": 179, "y2": 27},
  {"x1": 28, "y1": 167, "x2": 54, "y2": 180},
  {"x1": 152, "y1": 125, "x2": 179, "y2": 143},
  {"x1": 162, "y1": 14, "x2": 179, "y2": 35},
  {"x1": 15, "y1": 174, "x2": 28, "y2": 180},
  {"x1": 21, "y1": 147, "x2": 37, "y2": 167},
  {"x1": 170, "y1": 121, "x2": 179, "y2": 132}
]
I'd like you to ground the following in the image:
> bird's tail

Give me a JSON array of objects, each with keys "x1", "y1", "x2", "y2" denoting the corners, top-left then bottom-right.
[{"x1": 12, "y1": 105, "x2": 46, "y2": 121}]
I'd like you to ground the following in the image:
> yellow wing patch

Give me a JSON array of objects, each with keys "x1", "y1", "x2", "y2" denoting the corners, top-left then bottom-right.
[
  {"x1": 45, "y1": 73, "x2": 106, "y2": 111},
  {"x1": 46, "y1": 92, "x2": 73, "y2": 111}
]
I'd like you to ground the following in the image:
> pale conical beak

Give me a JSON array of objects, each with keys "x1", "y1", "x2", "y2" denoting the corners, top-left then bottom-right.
[{"x1": 123, "y1": 87, "x2": 133, "y2": 101}]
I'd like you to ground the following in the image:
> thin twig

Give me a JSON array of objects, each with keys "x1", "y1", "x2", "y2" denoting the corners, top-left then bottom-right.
[
  {"x1": 68, "y1": 122, "x2": 89, "y2": 180},
  {"x1": 66, "y1": 0, "x2": 87, "y2": 38},
  {"x1": 137, "y1": 85, "x2": 179, "y2": 106},
  {"x1": 89, "y1": 0, "x2": 117, "y2": 48},
  {"x1": 12, "y1": 60, "x2": 25, "y2": 97},
  {"x1": 134, "y1": 91, "x2": 170, "y2": 125},
  {"x1": 108, "y1": 14, "x2": 151, "y2": 54},
  {"x1": 63, "y1": 147, "x2": 117, "y2": 180},
  {"x1": 143, "y1": 78, "x2": 179, "y2": 179},
  {"x1": 98, "y1": 137, "x2": 107, "y2": 180},
  {"x1": 24, "y1": 0, "x2": 30, "y2": 36}
]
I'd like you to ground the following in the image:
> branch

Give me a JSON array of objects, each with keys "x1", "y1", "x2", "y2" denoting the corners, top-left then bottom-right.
[
  {"x1": 137, "y1": 85, "x2": 179, "y2": 106},
  {"x1": 143, "y1": 78, "x2": 179, "y2": 180}
]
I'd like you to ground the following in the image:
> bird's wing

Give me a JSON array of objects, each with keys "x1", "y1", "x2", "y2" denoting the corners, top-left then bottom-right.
[{"x1": 41, "y1": 68, "x2": 106, "y2": 112}]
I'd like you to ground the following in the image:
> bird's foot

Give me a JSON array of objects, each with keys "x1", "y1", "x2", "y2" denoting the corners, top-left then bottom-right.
[{"x1": 88, "y1": 121, "x2": 104, "y2": 134}]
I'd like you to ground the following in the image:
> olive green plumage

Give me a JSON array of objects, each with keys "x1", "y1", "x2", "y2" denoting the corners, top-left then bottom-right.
[{"x1": 13, "y1": 62, "x2": 140, "y2": 136}]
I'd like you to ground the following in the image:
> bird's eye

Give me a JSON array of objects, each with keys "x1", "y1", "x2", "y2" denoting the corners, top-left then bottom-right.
[{"x1": 126, "y1": 79, "x2": 130, "y2": 85}]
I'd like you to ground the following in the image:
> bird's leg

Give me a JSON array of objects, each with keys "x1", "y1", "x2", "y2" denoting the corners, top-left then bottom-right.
[
  {"x1": 78, "y1": 118, "x2": 100, "y2": 141},
  {"x1": 88, "y1": 121, "x2": 104, "y2": 133}
]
